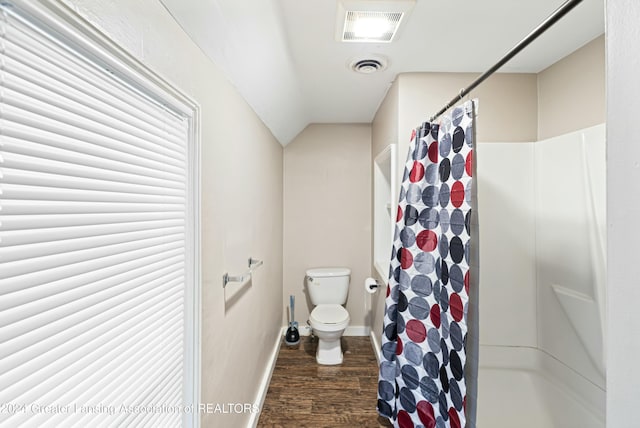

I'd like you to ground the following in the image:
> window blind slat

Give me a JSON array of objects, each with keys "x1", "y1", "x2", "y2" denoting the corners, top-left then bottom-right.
[
  {"x1": 0, "y1": 199, "x2": 186, "y2": 216},
  {"x1": 1, "y1": 226, "x2": 184, "y2": 271},
  {"x1": 1, "y1": 267, "x2": 185, "y2": 362},
  {"x1": 2, "y1": 301, "x2": 183, "y2": 407},
  {"x1": 1, "y1": 182, "x2": 185, "y2": 204},
  {"x1": 2, "y1": 167, "x2": 183, "y2": 199},
  {"x1": 0, "y1": 235, "x2": 184, "y2": 285},
  {"x1": 2, "y1": 58, "x2": 187, "y2": 147},
  {"x1": 2, "y1": 102, "x2": 186, "y2": 169},
  {"x1": 2, "y1": 154, "x2": 185, "y2": 195},
  {"x1": 0, "y1": 212, "x2": 185, "y2": 231},
  {"x1": 2, "y1": 130, "x2": 186, "y2": 184},
  {"x1": 2, "y1": 76, "x2": 186, "y2": 159},
  {"x1": 3, "y1": 18, "x2": 188, "y2": 130},
  {"x1": 1, "y1": 220, "x2": 184, "y2": 248},
  {"x1": 0, "y1": 285, "x2": 184, "y2": 392}
]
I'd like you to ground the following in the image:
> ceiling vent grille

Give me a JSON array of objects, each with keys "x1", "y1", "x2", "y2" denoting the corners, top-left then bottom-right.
[
  {"x1": 336, "y1": 0, "x2": 415, "y2": 43},
  {"x1": 342, "y1": 11, "x2": 403, "y2": 42},
  {"x1": 350, "y1": 56, "x2": 388, "y2": 74}
]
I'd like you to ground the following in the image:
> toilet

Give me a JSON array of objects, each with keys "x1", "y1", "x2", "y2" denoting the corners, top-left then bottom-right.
[{"x1": 306, "y1": 267, "x2": 351, "y2": 365}]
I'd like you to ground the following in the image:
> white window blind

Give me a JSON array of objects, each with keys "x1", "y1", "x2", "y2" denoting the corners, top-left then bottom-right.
[{"x1": 0, "y1": 2, "x2": 198, "y2": 427}]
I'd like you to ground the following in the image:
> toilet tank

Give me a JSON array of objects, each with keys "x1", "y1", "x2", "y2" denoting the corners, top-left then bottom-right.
[{"x1": 306, "y1": 267, "x2": 351, "y2": 305}]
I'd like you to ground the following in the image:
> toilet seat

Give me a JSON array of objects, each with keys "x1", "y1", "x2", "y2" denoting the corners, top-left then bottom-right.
[{"x1": 310, "y1": 304, "x2": 349, "y2": 331}]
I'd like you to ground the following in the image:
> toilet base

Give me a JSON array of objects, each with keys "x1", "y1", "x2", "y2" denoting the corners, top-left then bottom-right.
[{"x1": 314, "y1": 333, "x2": 344, "y2": 365}]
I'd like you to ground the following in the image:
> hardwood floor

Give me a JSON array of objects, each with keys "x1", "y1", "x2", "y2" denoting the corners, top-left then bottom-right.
[{"x1": 257, "y1": 336, "x2": 393, "y2": 428}]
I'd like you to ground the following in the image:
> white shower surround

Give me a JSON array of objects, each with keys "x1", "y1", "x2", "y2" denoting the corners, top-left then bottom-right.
[{"x1": 475, "y1": 124, "x2": 606, "y2": 427}]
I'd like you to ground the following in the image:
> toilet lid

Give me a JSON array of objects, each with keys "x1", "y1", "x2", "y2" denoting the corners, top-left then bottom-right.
[{"x1": 310, "y1": 304, "x2": 349, "y2": 324}]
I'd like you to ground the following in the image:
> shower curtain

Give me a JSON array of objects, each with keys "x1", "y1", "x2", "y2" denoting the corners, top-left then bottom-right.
[{"x1": 378, "y1": 100, "x2": 478, "y2": 428}]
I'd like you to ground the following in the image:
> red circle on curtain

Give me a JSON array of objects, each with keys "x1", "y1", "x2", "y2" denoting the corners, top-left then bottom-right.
[
  {"x1": 417, "y1": 401, "x2": 436, "y2": 428},
  {"x1": 416, "y1": 230, "x2": 438, "y2": 252},
  {"x1": 398, "y1": 410, "x2": 415, "y2": 428},
  {"x1": 396, "y1": 335, "x2": 403, "y2": 355},
  {"x1": 449, "y1": 407, "x2": 461, "y2": 428},
  {"x1": 428, "y1": 141, "x2": 438, "y2": 163},
  {"x1": 451, "y1": 181, "x2": 465, "y2": 207},
  {"x1": 406, "y1": 320, "x2": 427, "y2": 343},
  {"x1": 430, "y1": 304, "x2": 441, "y2": 329},
  {"x1": 410, "y1": 161, "x2": 425, "y2": 182},
  {"x1": 400, "y1": 248, "x2": 414, "y2": 269},
  {"x1": 464, "y1": 271, "x2": 470, "y2": 294},
  {"x1": 465, "y1": 150, "x2": 473, "y2": 177},
  {"x1": 397, "y1": 206, "x2": 403, "y2": 222},
  {"x1": 450, "y1": 293, "x2": 464, "y2": 322}
]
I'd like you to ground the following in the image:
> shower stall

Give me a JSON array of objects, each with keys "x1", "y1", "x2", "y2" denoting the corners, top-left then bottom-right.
[{"x1": 475, "y1": 124, "x2": 605, "y2": 427}]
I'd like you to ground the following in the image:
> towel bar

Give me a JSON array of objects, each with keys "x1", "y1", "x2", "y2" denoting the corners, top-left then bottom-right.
[{"x1": 222, "y1": 257, "x2": 264, "y2": 288}]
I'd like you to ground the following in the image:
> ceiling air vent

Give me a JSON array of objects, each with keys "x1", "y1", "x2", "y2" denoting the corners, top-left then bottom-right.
[
  {"x1": 343, "y1": 11, "x2": 403, "y2": 42},
  {"x1": 350, "y1": 56, "x2": 388, "y2": 74},
  {"x1": 336, "y1": 0, "x2": 416, "y2": 43}
]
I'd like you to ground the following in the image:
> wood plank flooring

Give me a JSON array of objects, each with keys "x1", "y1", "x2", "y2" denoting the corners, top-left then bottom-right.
[{"x1": 257, "y1": 336, "x2": 393, "y2": 427}]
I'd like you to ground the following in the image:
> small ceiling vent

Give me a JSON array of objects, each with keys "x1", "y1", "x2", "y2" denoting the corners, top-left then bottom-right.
[{"x1": 350, "y1": 56, "x2": 388, "y2": 74}]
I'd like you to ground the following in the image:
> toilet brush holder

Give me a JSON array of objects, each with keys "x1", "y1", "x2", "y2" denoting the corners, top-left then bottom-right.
[
  {"x1": 284, "y1": 295, "x2": 300, "y2": 347},
  {"x1": 285, "y1": 324, "x2": 300, "y2": 347}
]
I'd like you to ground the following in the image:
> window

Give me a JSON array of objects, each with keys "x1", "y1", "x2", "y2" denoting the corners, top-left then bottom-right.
[{"x1": 0, "y1": 1, "x2": 200, "y2": 426}]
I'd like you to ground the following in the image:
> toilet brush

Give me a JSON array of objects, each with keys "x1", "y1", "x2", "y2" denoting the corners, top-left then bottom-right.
[{"x1": 284, "y1": 295, "x2": 300, "y2": 347}]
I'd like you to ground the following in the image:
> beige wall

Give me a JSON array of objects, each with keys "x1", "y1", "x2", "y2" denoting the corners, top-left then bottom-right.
[
  {"x1": 397, "y1": 73, "x2": 538, "y2": 178},
  {"x1": 64, "y1": 1, "x2": 284, "y2": 426},
  {"x1": 372, "y1": 80, "x2": 400, "y2": 160},
  {"x1": 538, "y1": 35, "x2": 605, "y2": 140},
  {"x1": 283, "y1": 124, "x2": 372, "y2": 332}
]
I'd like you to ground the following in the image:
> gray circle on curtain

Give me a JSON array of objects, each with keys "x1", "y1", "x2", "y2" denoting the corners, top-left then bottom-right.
[
  {"x1": 427, "y1": 327, "x2": 441, "y2": 354},
  {"x1": 400, "y1": 227, "x2": 416, "y2": 248},
  {"x1": 380, "y1": 361, "x2": 396, "y2": 382},
  {"x1": 449, "y1": 264, "x2": 464, "y2": 293},
  {"x1": 406, "y1": 184, "x2": 422, "y2": 205},
  {"x1": 408, "y1": 296, "x2": 430, "y2": 320},
  {"x1": 420, "y1": 376, "x2": 439, "y2": 404},
  {"x1": 439, "y1": 208, "x2": 450, "y2": 234},
  {"x1": 404, "y1": 341, "x2": 424, "y2": 366},
  {"x1": 425, "y1": 163, "x2": 438, "y2": 184},
  {"x1": 410, "y1": 274, "x2": 433, "y2": 296},
  {"x1": 451, "y1": 153, "x2": 465, "y2": 180},
  {"x1": 450, "y1": 209, "x2": 465, "y2": 236},
  {"x1": 439, "y1": 133, "x2": 452, "y2": 158},
  {"x1": 423, "y1": 352, "x2": 440, "y2": 377},
  {"x1": 414, "y1": 253, "x2": 436, "y2": 277},
  {"x1": 450, "y1": 321, "x2": 464, "y2": 351}
]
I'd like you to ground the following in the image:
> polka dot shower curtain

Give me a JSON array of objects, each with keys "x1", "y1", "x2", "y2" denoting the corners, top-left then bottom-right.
[{"x1": 377, "y1": 100, "x2": 479, "y2": 428}]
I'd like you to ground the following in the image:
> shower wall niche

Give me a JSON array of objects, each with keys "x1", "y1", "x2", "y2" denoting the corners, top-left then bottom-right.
[{"x1": 373, "y1": 144, "x2": 397, "y2": 280}]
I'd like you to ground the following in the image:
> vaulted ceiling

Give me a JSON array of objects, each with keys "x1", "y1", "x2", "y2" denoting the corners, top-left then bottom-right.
[{"x1": 160, "y1": 0, "x2": 604, "y2": 145}]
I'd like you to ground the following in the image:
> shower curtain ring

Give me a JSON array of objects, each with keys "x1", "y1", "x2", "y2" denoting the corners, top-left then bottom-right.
[{"x1": 458, "y1": 88, "x2": 465, "y2": 100}]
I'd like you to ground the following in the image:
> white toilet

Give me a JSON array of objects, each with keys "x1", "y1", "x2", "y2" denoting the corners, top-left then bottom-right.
[{"x1": 306, "y1": 267, "x2": 351, "y2": 365}]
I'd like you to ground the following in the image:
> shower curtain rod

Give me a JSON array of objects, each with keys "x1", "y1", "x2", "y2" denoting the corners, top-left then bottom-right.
[{"x1": 429, "y1": 0, "x2": 584, "y2": 122}]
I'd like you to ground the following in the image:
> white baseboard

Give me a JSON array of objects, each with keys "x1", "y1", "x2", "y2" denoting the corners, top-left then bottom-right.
[
  {"x1": 248, "y1": 328, "x2": 283, "y2": 428},
  {"x1": 282, "y1": 324, "x2": 370, "y2": 337},
  {"x1": 344, "y1": 325, "x2": 370, "y2": 336}
]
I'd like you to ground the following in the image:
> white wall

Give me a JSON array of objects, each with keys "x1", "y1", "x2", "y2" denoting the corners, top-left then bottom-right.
[
  {"x1": 606, "y1": 1, "x2": 640, "y2": 426},
  {"x1": 476, "y1": 143, "x2": 537, "y2": 348},
  {"x1": 535, "y1": 125, "x2": 606, "y2": 389},
  {"x1": 59, "y1": 1, "x2": 284, "y2": 426}
]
